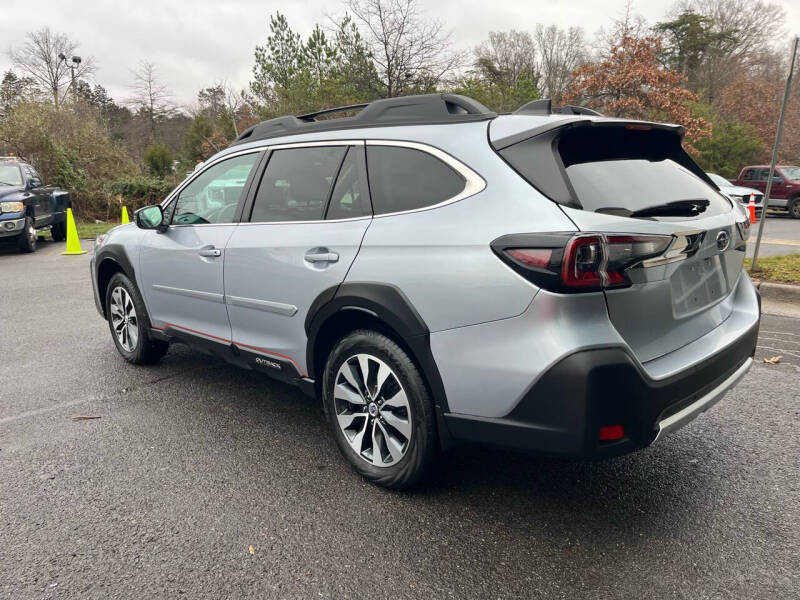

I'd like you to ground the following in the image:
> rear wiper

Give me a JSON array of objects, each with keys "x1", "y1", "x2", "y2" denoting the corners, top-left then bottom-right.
[{"x1": 629, "y1": 198, "x2": 710, "y2": 218}]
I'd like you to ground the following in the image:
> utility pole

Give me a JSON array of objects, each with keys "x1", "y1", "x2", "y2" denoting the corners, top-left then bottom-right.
[
  {"x1": 751, "y1": 35, "x2": 799, "y2": 271},
  {"x1": 58, "y1": 53, "x2": 82, "y2": 102}
]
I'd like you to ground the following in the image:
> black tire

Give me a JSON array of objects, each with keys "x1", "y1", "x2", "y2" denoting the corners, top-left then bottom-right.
[
  {"x1": 104, "y1": 272, "x2": 169, "y2": 365},
  {"x1": 322, "y1": 330, "x2": 438, "y2": 490},
  {"x1": 17, "y1": 216, "x2": 36, "y2": 253},
  {"x1": 788, "y1": 196, "x2": 800, "y2": 219},
  {"x1": 51, "y1": 220, "x2": 67, "y2": 242}
]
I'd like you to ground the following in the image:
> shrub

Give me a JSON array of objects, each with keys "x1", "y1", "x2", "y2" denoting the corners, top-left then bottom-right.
[{"x1": 143, "y1": 142, "x2": 174, "y2": 177}]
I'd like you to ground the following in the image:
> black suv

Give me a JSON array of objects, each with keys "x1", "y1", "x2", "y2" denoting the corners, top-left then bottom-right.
[{"x1": 0, "y1": 158, "x2": 71, "y2": 252}]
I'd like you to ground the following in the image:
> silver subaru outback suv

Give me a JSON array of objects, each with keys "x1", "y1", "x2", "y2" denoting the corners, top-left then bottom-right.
[{"x1": 91, "y1": 94, "x2": 760, "y2": 489}]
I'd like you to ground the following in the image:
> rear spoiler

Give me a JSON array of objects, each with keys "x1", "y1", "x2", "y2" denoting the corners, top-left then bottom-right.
[{"x1": 490, "y1": 117, "x2": 686, "y2": 151}]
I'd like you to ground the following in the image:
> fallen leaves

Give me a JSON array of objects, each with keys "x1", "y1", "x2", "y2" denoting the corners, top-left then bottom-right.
[
  {"x1": 71, "y1": 416, "x2": 101, "y2": 421},
  {"x1": 249, "y1": 545, "x2": 255, "y2": 555},
  {"x1": 763, "y1": 355, "x2": 782, "y2": 364}
]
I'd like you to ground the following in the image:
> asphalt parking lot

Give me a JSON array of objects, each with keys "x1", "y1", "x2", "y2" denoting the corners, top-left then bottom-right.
[
  {"x1": 1, "y1": 239, "x2": 799, "y2": 599},
  {"x1": 747, "y1": 212, "x2": 800, "y2": 256}
]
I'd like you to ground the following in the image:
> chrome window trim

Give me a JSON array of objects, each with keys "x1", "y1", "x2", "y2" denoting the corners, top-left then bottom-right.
[
  {"x1": 366, "y1": 139, "x2": 486, "y2": 219},
  {"x1": 267, "y1": 139, "x2": 364, "y2": 150},
  {"x1": 237, "y1": 215, "x2": 372, "y2": 227},
  {"x1": 161, "y1": 138, "x2": 486, "y2": 225}
]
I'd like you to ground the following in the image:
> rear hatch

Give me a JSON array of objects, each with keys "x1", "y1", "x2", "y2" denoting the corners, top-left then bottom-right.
[{"x1": 492, "y1": 118, "x2": 749, "y2": 363}]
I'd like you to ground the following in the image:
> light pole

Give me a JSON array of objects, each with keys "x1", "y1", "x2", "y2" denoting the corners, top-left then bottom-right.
[
  {"x1": 750, "y1": 35, "x2": 799, "y2": 271},
  {"x1": 58, "y1": 53, "x2": 82, "y2": 102}
]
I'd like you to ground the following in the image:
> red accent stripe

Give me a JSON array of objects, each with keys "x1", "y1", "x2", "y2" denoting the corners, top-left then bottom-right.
[{"x1": 153, "y1": 322, "x2": 307, "y2": 377}]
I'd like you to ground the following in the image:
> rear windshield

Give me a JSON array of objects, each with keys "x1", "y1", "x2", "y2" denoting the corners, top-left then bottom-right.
[
  {"x1": 566, "y1": 159, "x2": 730, "y2": 216},
  {"x1": 500, "y1": 125, "x2": 732, "y2": 219}
]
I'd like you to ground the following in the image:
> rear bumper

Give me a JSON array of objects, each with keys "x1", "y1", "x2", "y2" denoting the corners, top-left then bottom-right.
[{"x1": 443, "y1": 315, "x2": 759, "y2": 459}]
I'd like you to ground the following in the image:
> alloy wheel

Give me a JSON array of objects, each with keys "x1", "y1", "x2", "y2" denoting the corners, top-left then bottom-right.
[
  {"x1": 333, "y1": 353, "x2": 412, "y2": 467},
  {"x1": 27, "y1": 221, "x2": 36, "y2": 248},
  {"x1": 109, "y1": 286, "x2": 139, "y2": 352}
]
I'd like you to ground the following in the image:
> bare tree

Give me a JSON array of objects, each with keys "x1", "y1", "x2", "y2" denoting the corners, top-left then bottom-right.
[
  {"x1": 475, "y1": 31, "x2": 538, "y2": 88},
  {"x1": 197, "y1": 81, "x2": 246, "y2": 136},
  {"x1": 534, "y1": 25, "x2": 587, "y2": 103},
  {"x1": 221, "y1": 82, "x2": 246, "y2": 136},
  {"x1": 7, "y1": 28, "x2": 94, "y2": 107},
  {"x1": 128, "y1": 61, "x2": 175, "y2": 142},
  {"x1": 666, "y1": 0, "x2": 787, "y2": 101},
  {"x1": 347, "y1": 0, "x2": 465, "y2": 97}
]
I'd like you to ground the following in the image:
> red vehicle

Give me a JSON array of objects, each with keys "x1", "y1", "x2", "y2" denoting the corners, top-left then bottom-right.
[{"x1": 735, "y1": 165, "x2": 800, "y2": 218}]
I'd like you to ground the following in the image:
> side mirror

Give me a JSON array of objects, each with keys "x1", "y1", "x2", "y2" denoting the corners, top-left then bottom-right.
[
  {"x1": 134, "y1": 205, "x2": 167, "y2": 232},
  {"x1": 29, "y1": 177, "x2": 42, "y2": 188}
]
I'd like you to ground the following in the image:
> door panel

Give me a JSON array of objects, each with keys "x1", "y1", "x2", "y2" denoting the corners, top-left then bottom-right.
[
  {"x1": 137, "y1": 151, "x2": 261, "y2": 343},
  {"x1": 224, "y1": 143, "x2": 371, "y2": 376},
  {"x1": 224, "y1": 218, "x2": 371, "y2": 375},
  {"x1": 139, "y1": 225, "x2": 237, "y2": 341}
]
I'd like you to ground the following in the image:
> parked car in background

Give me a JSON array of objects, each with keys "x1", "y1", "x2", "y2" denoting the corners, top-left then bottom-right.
[
  {"x1": 707, "y1": 172, "x2": 763, "y2": 220},
  {"x1": 90, "y1": 94, "x2": 760, "y2": 489},
  {"x1": 0, "y1": 157, "x2": 71, "y2": 252},
  {"x1": 735, "y1": 165, "x2": 800, "y2": 218}
]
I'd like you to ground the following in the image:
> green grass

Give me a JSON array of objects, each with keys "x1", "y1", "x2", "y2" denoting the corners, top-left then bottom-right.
[
  {"x1": 75, "y1": 221, "x2": 119, "y2": 239},
  {"x1": 745, "y1": 254, "x2": 800, "y2": 284},
  {"x1": 41, "y1": 220, "x2": 120, "y2": 240}
]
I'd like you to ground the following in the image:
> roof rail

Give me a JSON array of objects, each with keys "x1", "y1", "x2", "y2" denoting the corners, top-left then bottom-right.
[
  {"x1": 514, "y1": 99, "x2": 603, "y2": 117},
  {"x1": 231, "y1": 94, "x2": 496, "y2": 146},
  {"x1": 297, "y1": 103, "x2": 370, "y2": 122}
]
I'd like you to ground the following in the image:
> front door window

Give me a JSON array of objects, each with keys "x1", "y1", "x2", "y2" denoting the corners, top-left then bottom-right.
[{"x1": 172, "y1": 153, "x2": 259, "y2": 225}]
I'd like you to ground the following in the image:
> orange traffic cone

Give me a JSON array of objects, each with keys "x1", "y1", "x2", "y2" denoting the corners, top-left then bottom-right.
[{"x1": 747, "y1": 192, "x2": 757, "y2": 223}]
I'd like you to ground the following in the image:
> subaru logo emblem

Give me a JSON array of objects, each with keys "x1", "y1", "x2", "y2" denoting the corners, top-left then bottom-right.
[{"x1": 716, "y1": 230, "x2": 730, "y2": 252}]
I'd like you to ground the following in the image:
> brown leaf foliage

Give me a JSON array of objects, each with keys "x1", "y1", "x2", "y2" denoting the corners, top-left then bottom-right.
[
  {"x1": 564, "y1": 33, "x2": 712, "y2": 152},
  {"x1": 715, "y1": 73, "x2": 800, "y2": 163}
]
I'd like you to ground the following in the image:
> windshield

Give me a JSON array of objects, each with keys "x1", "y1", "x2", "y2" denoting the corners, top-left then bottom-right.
[
  {"x1": 707, "y1": 173, "x2": 730, "y2": 187},
  {"x1": 0, "y1": 164, "x2": 23, "y2": 186},
  {"x1": 780, "y1": 166, "x2": 800, "y2": 181},
  {"x1": 566, "y1": 159, "x2": 731, "y2": 218}
]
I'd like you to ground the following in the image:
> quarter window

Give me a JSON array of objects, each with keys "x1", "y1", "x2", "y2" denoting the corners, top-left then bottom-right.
[
  {"x1": 172, "y1": 153, "x2": 259, "y2": 225},
  {"x1": 250, "y1": 146, "x2": 346, "y2": 222},
  {"x1": 366, "y1": 146, "x2": 466, "y2": 215}
]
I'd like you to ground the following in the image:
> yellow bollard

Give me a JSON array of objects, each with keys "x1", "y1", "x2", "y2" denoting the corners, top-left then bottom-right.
[
  {"x1": 61, "y1": 208, "x2": 86, "y2": 255},
  {"x1": 121, "y1": 206, "x2": 130, "y2": 224}
]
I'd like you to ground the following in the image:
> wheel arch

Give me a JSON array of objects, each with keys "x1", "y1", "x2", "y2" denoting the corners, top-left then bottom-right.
[
  {"x1": 306, "y1": 283, "x2": 452, "y2": 420},
  {"x1": 95, "y1": 245, "x2": 137, "y2": 319}
]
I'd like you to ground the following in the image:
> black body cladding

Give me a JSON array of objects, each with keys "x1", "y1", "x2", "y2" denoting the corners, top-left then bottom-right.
[{"x1": 444, "y1": 321, "x2": 759, "y2": 458}]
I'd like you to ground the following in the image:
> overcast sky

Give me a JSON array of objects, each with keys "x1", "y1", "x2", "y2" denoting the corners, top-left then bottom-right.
[{"x1": 3, "y1": 0, "x2": 799, "y2": 107}]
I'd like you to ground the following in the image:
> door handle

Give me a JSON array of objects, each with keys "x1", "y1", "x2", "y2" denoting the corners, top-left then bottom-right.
[
  {"x1": 198, "y1": 247, "x2": 222, "y2": 258},
  {"x1": 304, "y1": 250, "x2": 339, "y2": 263}
]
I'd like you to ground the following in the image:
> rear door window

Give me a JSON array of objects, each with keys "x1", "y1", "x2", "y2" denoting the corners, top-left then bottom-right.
[
  {"x1": 366, "y1": 146, "x2": 465, "y2": 215},
  {"x1": 250, "y1": 146, "x2": 346, "y2": 222}
]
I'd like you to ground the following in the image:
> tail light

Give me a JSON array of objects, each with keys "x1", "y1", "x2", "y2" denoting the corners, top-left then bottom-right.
[{"x1": 492, "y1": 232, "x2": 672, "y2": 293}]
